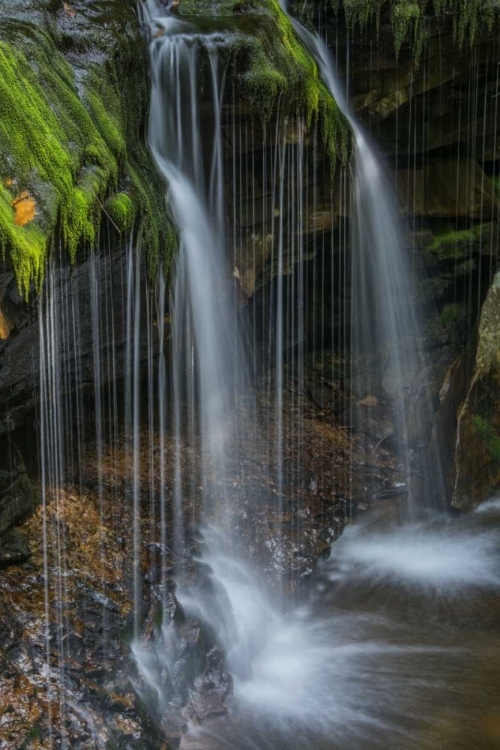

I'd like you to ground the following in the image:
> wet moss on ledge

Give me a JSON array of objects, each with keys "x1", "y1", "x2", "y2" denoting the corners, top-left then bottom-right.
[
  {"x1": 293, "y1": 0, "x2": 500, "y2": 62},
  {"x1": 426, "y1": 223, "x2": 497, "y2": 263},
  {"x1": 0, "y1": 4, "x2": 176, "y2": 297},
  {"x1": 104, "y1": 193, "x2": 135, "y2": 234},
  {"x1": 178, "y1": 0, "x2": 349, "y2": 163}
]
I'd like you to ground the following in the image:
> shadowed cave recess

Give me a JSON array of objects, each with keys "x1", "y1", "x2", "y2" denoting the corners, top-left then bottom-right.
[{"x1": 1, "y1": 0, "x2": 500, "y2": 748}]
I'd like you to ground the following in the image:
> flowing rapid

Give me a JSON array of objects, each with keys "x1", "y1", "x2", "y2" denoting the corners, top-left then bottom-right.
[{"x1": 127, "y1": 2, "x2": 500, "y2": 749}]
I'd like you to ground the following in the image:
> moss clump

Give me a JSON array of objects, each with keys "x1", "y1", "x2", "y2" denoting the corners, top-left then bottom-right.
[
  {"x1": 0, "y1": 28, "x2": 126, "y2": 294},
  {"x1": 426, "y1": 223, "x2": 496, "y2": 262},
  {"x1": 128, "y1": 153, "x2": 178, "y2": 280},
  {"x1": 473, "y1": 415, "x2": 500, "y2": 462},
  {"x1": 104, "y1": 193, "x2": 135, "y2": 233},
  {"x1": 0, "y1": 185, "x2": 46, "y2": 293},
  {"x1": 390, "y1": 2, "x2": 421, "y2": 59},
  {"x1": 427, "y1": 227, "x2": 475, "y2": 261}
]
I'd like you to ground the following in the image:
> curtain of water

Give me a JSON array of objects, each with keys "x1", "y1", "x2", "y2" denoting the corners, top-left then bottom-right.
[
  {"x1": 131, "y1": 0, "x2": 352, "y2": 719},
  {"x1": 283, "y1": 6, "x2": 440, "y2": 513},
  {"x1": 37, "y1": 232, "x2": 151, "y2": 743}
]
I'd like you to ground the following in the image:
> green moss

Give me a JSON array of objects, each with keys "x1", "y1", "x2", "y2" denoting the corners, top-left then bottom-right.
[
  {"x1": 0, "y1": 185, "x2": 46, "y2": 297},
  {"x1": 390, "y1": 2, "x2": 421, "y2": 59},
  {"x1": 104, "y1": 192, "x2": 135, "y2": 233},
  {"x1": 425, "y1": 223, "x2": 497, "y2": 262},
  {"x1": 128, "y1": 153, "x2": 178, "y2": 280},
  {"x1": 427, "y1": 227, "x2": 475, "y2": 261},
  {"x1": 179, "y1": 0, "x2": 349, "y2": 163},
  {"x1": 0, "y1": 9, "x2": 177, "y2": 296},
  {"x1": 179, "y1": 0, "x2": 261, "y2": 13},
  {"x1": 473, "y1": 414, "x2": 500, "y2": 462},
  {"x1": 330, "y1": 0, "x2": 500, "y2": 59}
]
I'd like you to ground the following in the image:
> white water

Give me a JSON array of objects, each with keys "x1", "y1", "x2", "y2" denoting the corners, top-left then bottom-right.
[
  {"x1": 286, "y1": 11, "x2": 436, "y2": 509},
  {"x1": 180, "y1": 509, "x2": 500, "y2": 750}
]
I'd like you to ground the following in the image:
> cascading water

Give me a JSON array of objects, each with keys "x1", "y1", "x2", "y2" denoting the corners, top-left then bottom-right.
[{"x1": 284, "y1": 5, "x2": 439, "y2": 513}]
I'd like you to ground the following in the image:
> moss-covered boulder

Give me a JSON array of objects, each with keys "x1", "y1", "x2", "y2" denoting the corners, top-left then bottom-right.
[
  {"x1": 0, "y1": 0, "x2": 176, "y2": 297},
  {"x1": 176, "y1": 0, "x2": 349, "y2": 162}
]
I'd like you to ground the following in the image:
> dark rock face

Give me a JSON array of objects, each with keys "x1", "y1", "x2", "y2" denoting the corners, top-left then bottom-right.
[
  {"x1": 0, "y1": 529, "x2": 31, "y2": 568},
  {"x1": 438, "y1": 273, "x2": 500, "y2": 510},
  {"x1": 0, "y1": 440, "x2": 39, "y2": 566}
]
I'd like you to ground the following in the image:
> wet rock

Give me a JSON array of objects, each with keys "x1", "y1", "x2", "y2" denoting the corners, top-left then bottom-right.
[
  {"x1": 0, "y1": 473, "x2": 39, "y2": 535},
  {"x1": 182, "y1": 647, "x2": 232, "y2": 726},
  {"x1": 398, "y1": 159, "x2": 500, "y2": 219},
  {"x1": 450, "y1": 271, "x2": 500, "y2": 509},
  {"x1": 0, "y1": 528, "x2": 31, "y2": 568}
]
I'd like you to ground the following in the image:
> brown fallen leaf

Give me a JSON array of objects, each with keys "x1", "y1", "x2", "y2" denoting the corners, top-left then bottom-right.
[{"x1": 12, "y1": 191, "x2": 37, "y2": 226}]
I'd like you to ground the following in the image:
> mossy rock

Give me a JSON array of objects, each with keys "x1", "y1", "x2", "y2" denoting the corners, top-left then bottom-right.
[
  {"x1": 0, "y1": 0, "x2": 177, "y2": 296},
  {"x1": 453, "y1": 271, "x2": 500, "y2": 509},
  {"x1": 177, "y1": 0, "x2": 350, "y2": 162},
  {"x1": 425, "y1": 223, "x2": 498, "y2": 265}
]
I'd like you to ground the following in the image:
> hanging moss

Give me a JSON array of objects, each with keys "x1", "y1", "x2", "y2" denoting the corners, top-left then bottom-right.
[
  {"x1": 128, "y1": 152, "x2": 178, "y2": 280},
  {"x1": 327, "y1": 0, "x2": 500, "y2": 60},
  {"x1": 0, "y1": 5, "x2": 177, "y2": 297}
]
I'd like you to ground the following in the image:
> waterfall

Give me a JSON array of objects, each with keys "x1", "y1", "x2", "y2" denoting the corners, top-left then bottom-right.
[{"x1": 282, "y1": 5, "x2": 435, "y2": 512}]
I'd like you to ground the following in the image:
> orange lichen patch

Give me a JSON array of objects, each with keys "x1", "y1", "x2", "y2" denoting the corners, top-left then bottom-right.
[
  {"x1": 12, "y1": 191, "x2": 37, "y2": 226},
  {"x1": 0, "y1": 308, "x2": 12, "y2": 339},
  {"x1": 3, "y1": 177, "x2": 14, "y2": 188}
]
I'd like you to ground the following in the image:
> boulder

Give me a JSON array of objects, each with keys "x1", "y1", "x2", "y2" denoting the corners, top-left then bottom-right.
[{"x1": 451, "y1": 271, "x2": 500, "y2": 509}]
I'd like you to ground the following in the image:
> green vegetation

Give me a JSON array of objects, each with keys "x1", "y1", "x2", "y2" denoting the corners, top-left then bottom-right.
[
  {"x1": 473, "y1": 414, "x2": 500, "y2": 462},
  {"x1": 0, "y1": 8, "x2": 176, "y2": 297},
  {"x1": 293, "y1": 0, "x2": 500, "y2": 61},
  {"x1": 104, "y1": 193, "x2": 135, "y2": 233},
  {"x1": 426, "y1": 224, "x2": 495, "y2": 262},
  {"x1": 427, "y1": 227, "x2": 475, "y2": 261},
  {"x1": 179, "y1": 0, "x2": 349, "y2": 163},
  {"x1": 439, "y1": 302, "x2": 464, "y2": 328}
]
